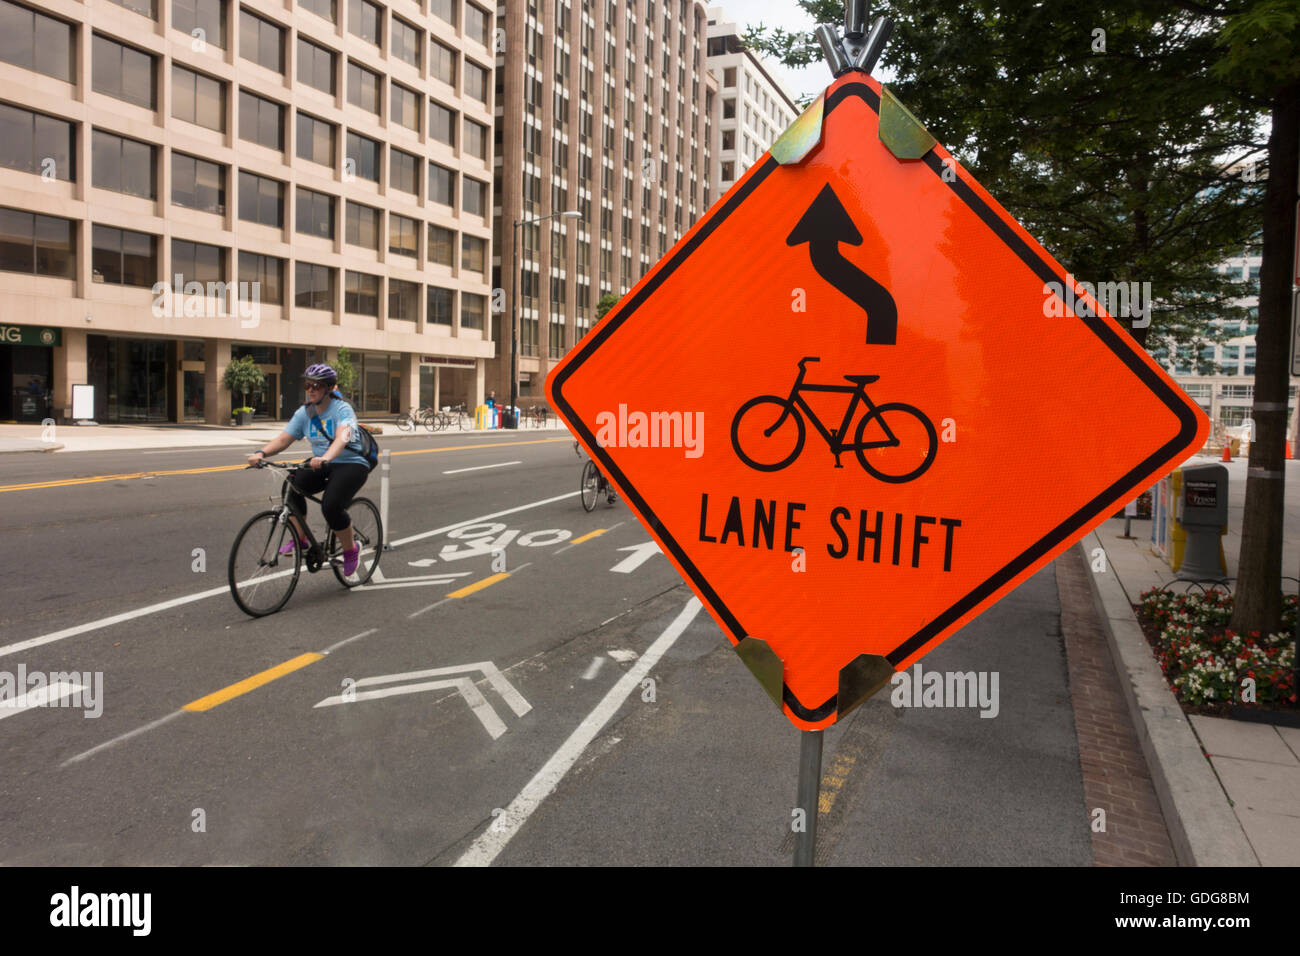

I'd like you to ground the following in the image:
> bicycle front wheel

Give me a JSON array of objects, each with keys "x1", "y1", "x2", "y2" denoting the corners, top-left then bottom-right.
[
  {"x1": 328, "y1": 497, "x2": 384, "y2": 587},
  {"x1": 580, "y1": 460, "x2": 601, "y2": 511},
  {"x1": 396, "y1": 412, "x2": 414, "y2": 432},
  {"x1": 229, "y1": 510, "x2": 301, "y2": 617}
]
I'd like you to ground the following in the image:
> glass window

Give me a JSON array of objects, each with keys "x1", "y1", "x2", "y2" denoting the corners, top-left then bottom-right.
[
  {"x1": 0, "y1": 1, "x2": 74, "y2": 82},
  {"x1": 296, "y1": 38, "x2": 336, "y2": 95},
  {"x1": 389, "y1": 214, "x2": 418, "y2": 258},
  {"x1": 296, "y1": 187, "x2": 335, "y2": 239},
  {"x1": 428, "y1": 225, "x2": 453, "y2": 266},
  {"x1": 237, "y1": 171, "x2": 283, "y2": 227},
  {"x1": 295, "y1": 261, "x2": 334, "y2": 309},
  {"x1": 464, "y1": 60, "x2": 489, "y2": 104},
  {"x1": 238, "y1": 91, "x2": 284, "y2": 151},
  {"x1": 299, "y1": 0, "x2": 336, "y2": 24},
  {"x1": 431, "y1": 0, "x2": 458, "y2": 29},
  {"x1": 345, "y1": 201, "x2": 380, "y2": 250},
  {"x1": 171, "y1": 239, "x2": 224, "y2": 284},
  {"x1": 392, "y1": 18, "x2": 421, "y2": 68},
  {"x1": 172, "y1": 65, "x2": 226, "y2": 131},
  {"x1": 0, "y1": 104, "x2": 75, "y2": 183},
  {"x1": 390, "y1": 148, "x2": 419, "y2": 195},
  {"x1": 172, "y1": 0, "x2": 226, "y2": 49},
  {"x1": 462, "y1": 292, "x2": 485, "y2": 330},
  {"x1": 430, "y1": 40, "x2": 457, "y2": 88},
  {"x1": 345, "y1": 270, "x2": 379, "y2": 315},
  {"x1": 427, "y1": 285, "x2": 453, "y2": 325},
  {"x1": 296, "y1": 112, "x2": 335, "y2": 167},
  {"x1": 108, "y1": 0, "x2": 157, "y2": 18},
  {"x1": 389, "y1": 279, "x2": 419, "y2": 321},
  {"x1": 347, "y1": 0, "x2": 382, "y2": 47},
  {"x1": 171, "y1": 152, "x2": 226, "y2": 214},
  {"x1": 91, "y1": 130, "x2": 152, "y2": 197},
  {"x1": 92, "y1": 225, "x2": 156, "y2": 287},
  {"x1": 93, "y1": 35, "x2": 156, "y2": 109},
  {"x1": 428, "y1": 162, "x2": 455, "y2": 206},
  {"x1": 430, "y1": 100, "x2": 456, "y2": 146},
  {"x1": 345, "y1": 131, "x2": 380, "y2": 182},
  {"x1": 461, "y1": 234, "x2": 485, "y2": 274},
  {"x1": 465, "y1": 3, "x2": 490, "y2": 46},
  {"x1": 239, "y1": 9, "x2": 283, "y2": 73},
  {"x1": 391, "y1": 83, "x2": 421, "y2": 131},
  {"x1": 462, "y1": 177, "x2": 487, "y2": 218},
  {"x1": 463, "y1": 117, "x2": 488, "y2": 160},
  {"x1": 0, "y1": 209, "x2": 73, "y2": 277},
  {"x1": 347, "y1": 61, "x2": 381, "y2": 114},
  {"x1": 238, "y1": 251, "x2": 282, "y2": 304}
]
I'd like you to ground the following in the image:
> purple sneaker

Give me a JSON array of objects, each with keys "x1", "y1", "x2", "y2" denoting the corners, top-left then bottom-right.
[
  {"x1": 343, "y1": 544, "x2": 360, "y2": 576},
  {"x1": 279, "y1": 534, "x2": 299, "y2": 555}
]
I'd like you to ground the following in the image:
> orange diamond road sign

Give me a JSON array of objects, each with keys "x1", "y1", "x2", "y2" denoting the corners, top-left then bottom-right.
[{"x1": 547, "y1": 73, "x2": 1208, "y2": 731}]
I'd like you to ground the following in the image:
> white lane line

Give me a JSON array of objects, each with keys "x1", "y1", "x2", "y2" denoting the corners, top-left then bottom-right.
[
  {"x1": 59, "y1": 710, "x2": 184, "y2": 768},
  {"x1": 0, "y1": 681, "x2": 86, "y2": 720},
  {"x1": 454, "y1": 596, "x2": 703, "y2": 867},
  {"x1": 315, "y1": 678, "x2": 508, "y2": 739},
  {"x1": 580, "y1": 657, "x2": 605, "y2": 680},
  {"x1": 1, "y1": 491, "x2": 579, "y2": 660},
  {"x1": 409, "y1": 598, "x2": 449, "y2": 619},
  {"x1": 358, "y1": 663, "x2": 532, "y2": 717},
  {"x1": 322, "y1": 628, "x2": 379, "y2": 655},
  {"x1": 443, "y1": 461, "x2": 522, "y2": 475}
]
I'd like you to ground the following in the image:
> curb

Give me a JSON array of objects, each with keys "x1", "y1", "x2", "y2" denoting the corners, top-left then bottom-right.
[
  {"x1": 0, "y1": 442, "x2": 63, "y2": 454},
  {"x1": 1077, "y1": 532, "x2": 1258, "y2": 866}
]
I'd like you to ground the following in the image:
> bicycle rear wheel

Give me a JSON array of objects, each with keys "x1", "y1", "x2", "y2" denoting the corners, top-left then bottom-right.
[
  {"x1": 229, "y1": 510, "x2": 301, "y2": 617},
  {"x1": 328, "y1": 497, "x2": 383, "y2": 587},
  {"x1": 580, "y1": 460, "x2": 600, "y2": 511}
]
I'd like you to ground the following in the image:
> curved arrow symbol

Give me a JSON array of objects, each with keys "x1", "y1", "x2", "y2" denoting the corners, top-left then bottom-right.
[{"x1": 787, "y1": 183, "x2": 898, "y2": 345}]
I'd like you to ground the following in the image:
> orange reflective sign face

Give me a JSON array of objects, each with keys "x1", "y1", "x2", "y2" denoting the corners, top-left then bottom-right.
[{"x1": 548, "y1": 74, "x2": 1207, "y2": 730}]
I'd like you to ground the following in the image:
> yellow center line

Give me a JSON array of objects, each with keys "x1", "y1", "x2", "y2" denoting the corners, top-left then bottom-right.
[
  {"x1": 570, "y1": 528, "x2": 608, "y2": 545},
  {"x1": 447, "y1": 572, "x2": 511, "y2": 598},
  {"x1": 182, "y1": 653, "x2": 323, "y2": 713},
  {"x1": 0, "y1": 437, "x2": 572, "y2": 493}
]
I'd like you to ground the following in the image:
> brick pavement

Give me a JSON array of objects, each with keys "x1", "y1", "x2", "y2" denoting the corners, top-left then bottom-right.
[{"x1": 1057, "y1": 546, "x2": 1178, "y2": 866}]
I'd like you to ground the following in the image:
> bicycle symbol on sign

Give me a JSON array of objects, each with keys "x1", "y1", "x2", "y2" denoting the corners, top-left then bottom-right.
[{"x1": 730, "y1": 357, "x2": 938, "y2": 483}]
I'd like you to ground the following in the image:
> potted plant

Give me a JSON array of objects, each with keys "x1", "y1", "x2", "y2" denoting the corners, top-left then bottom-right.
[{"x1": 222, "y1": 356, "x2": 265, "y2": 427}]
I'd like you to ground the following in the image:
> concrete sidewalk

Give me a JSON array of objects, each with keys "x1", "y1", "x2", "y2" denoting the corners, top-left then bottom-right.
[
  {"x1": 1080, "y1": 452, "x2": 1300, "y2": 866},
  {"x1": 0, "y1": 420, "x2": 573, "y2": 454}
]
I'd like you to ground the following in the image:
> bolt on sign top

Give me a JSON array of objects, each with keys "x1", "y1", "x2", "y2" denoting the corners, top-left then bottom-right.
[{"x1": 547, "y1": 72, "x2": 1208, "y2": 731}]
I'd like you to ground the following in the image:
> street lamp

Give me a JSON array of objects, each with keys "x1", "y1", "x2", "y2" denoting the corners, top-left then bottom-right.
[{"x1": 511, "y1": 209, "x2": 582, "y2": 427}]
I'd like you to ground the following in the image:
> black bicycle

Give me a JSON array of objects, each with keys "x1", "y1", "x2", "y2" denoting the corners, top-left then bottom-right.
[
  {"x1": 228, "y1": 459, "x2": 383, "y2": 617},
  {"x1": 575, "y1": 441, "x2": 616, "y2": 511},
  {"x1": 731, "y1": 356, "x2": 937, "y2": 483}
]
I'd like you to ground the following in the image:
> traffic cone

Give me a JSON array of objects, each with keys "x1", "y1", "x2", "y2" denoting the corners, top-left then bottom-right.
[
  {"x1": 1287, "y1": 441, "x2": 1293, "y2": 460},
  {"x1": 1221, "y1": 445, "x2": 1232, "y2": 462}
]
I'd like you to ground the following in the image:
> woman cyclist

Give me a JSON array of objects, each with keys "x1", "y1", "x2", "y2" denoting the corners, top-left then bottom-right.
[{"x1": 246, "y1": 364, "x2": 367, "y2": 576}]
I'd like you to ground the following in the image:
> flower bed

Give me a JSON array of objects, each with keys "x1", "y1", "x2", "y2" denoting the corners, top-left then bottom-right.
[{"x1": 1136, "y1": 589, "x2": 1297, "y2": 714}]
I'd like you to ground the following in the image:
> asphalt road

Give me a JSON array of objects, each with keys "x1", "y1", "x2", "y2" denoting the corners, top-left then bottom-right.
[{"x1": 0, "y1": 432, "x2": 1092, "y2": 865}]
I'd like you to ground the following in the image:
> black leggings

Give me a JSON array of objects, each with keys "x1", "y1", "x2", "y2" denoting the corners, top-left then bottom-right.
[{"x1": 288, "y1": 463, "x2": 369, "y2": 532}]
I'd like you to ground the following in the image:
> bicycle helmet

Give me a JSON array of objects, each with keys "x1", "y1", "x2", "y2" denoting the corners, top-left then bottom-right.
[{"x1": 303, "y1": 363, "x2": 338, "y2": 385}]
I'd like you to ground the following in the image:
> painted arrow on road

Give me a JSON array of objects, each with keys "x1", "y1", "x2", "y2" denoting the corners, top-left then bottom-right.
[
  {"x1": 314, "y1": 661, "x2": 531, "y2": 739},
  {"x1": 610, "y1": 541, "x2": 662, "y2": 574}
]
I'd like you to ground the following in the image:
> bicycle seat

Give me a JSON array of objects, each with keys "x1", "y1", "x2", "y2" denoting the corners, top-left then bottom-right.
[{"x1": 843, "y1": 374, "x2": 879, "y2": 385}]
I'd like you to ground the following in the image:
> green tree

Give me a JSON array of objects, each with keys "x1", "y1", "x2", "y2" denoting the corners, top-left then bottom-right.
[
  {"x1": 334, "y1": 347, "x2": 358, "y2": 401},
  {"x1": 596, "y1": 292, "x2": 621, "y2": 321},
  {"x1": 747, "y1": 1, "x2": 1295, "y2": 634},
  {"x1": 221, "y1": 356, "x2": 265, "y2": 413}
]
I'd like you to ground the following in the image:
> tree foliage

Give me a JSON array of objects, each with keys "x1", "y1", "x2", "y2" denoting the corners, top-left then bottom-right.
[{"x1": 221, "y1": 356, "x2": 265, "y2": 412}]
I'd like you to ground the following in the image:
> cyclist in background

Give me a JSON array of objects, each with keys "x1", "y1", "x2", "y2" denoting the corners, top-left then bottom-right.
[{"x1": 246, "y1": 364, "x2": 368, "y2": 575}]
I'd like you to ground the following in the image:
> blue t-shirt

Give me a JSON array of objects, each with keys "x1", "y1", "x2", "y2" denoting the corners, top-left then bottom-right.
[{"x1": 284, "y1": 397, "x2": 369, "y2": 467}]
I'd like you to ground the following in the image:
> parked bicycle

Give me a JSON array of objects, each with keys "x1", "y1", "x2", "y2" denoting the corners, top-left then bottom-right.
[
  {"x1": 730, "y1": 356, "x2": 937, "y2": 483},
  {"x1": 229, "y1": 459, "x2": 383, "y2": 617},
  {"x1": 395, "y1": 407, "x2": 436, "y2": 432},
  {"x1": 524, "y1": 405, "x2": 550, "y2": 428},
  {"x1": 575, "y1": 441, "x2": 616, "y2": 511},
  {"x1": 435, "y1": 403, "x2": 470, "y2": 430}
]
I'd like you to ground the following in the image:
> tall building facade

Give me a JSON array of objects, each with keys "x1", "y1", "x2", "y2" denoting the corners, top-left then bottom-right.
[
  {"x1": 706, "y1": 5, "x2": 796, "y2": 196},
  {"x1": 0, "y1": 0, "x2": 496, "y2": 424},
  {"x1": 1160, "y1": 253, "x2": 1299, "y2": 445},
  {"x1": 491, "y1": 0, "x2": 717, "y2": 403}
]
